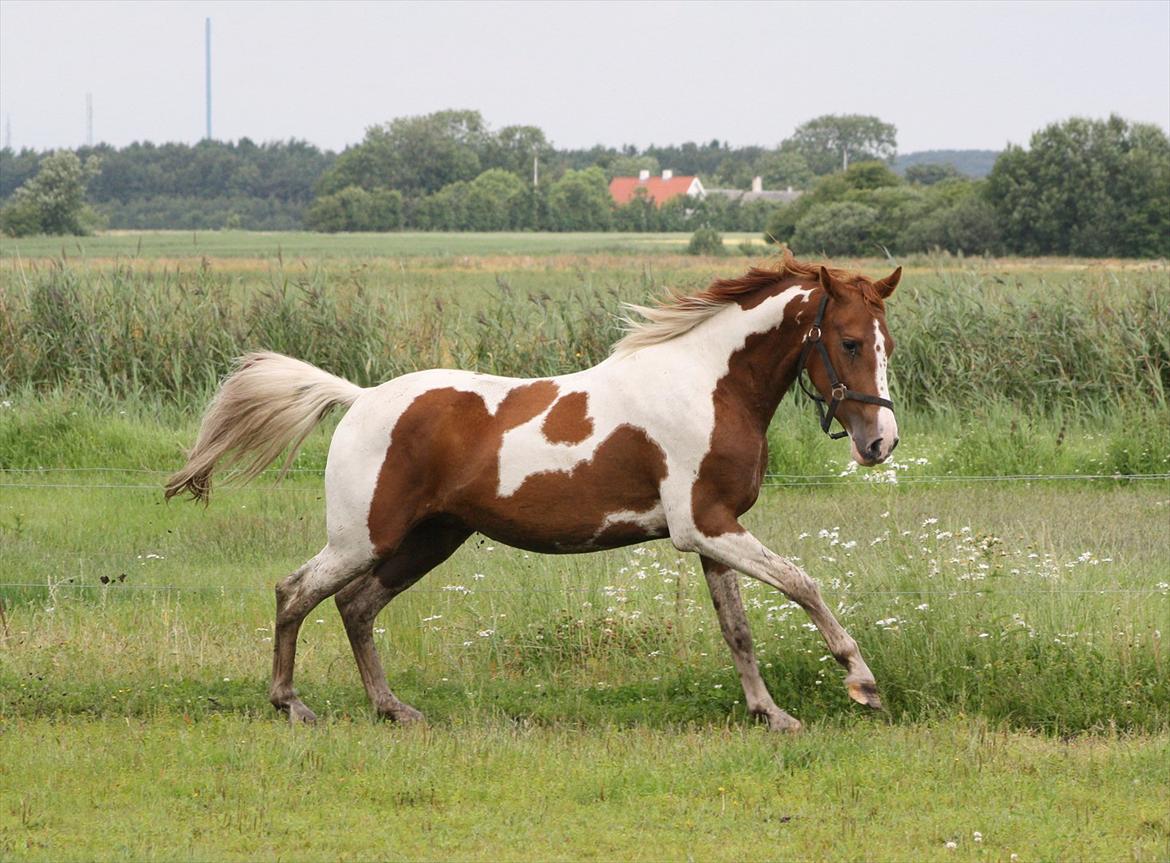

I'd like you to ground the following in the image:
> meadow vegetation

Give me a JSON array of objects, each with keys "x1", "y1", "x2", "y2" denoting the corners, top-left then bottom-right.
[{"x1": 1, "y1": 233, "x2": 1167, "y2": 860}]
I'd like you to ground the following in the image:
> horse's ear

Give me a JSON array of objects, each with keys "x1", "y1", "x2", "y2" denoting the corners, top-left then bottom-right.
[
  {"x1": 873, "y1": 266, "x2": 902, "y2": 298},
  {"x1": 819, "y1": 266, "x2": 845, "y2": 301}
]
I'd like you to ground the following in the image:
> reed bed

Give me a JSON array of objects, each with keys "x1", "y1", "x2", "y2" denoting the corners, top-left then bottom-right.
[{"x1": 1, "y1": 258, "x2": 1166, "y2": 416}]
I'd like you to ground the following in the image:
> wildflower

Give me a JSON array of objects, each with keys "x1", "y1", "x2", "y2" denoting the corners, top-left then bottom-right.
[
  {"x1": 945, "y1": 841, "x2": 957, "y2": 849},
  {"x1": 973, "y1": 831, "x2": 983, "y2": 843}
]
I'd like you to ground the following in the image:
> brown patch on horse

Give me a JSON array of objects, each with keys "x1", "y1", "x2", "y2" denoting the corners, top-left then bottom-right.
[
  {"x1": 541, "y1": 392, "x2": 594, "y2": 445},
  {"x1": 503, "y1": 425, "x2": 668, "y2": 552},
  {"x1": 368, "y1": 380, "x2": 667, "y2": 556},
  {"x1": 367, "y1": 381, "x2": 560, "y2": 555},
  {"x1": 691, "y1": 296, "x2": 815, "y2": 538}
]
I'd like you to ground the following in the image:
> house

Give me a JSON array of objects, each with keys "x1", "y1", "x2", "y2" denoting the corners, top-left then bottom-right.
[
  {"x1": 704, "y1": 176, "x2": 803, "y2": 205},
  {"x1": 609, "y1": 169, "x2": 705, "y2": 207}
]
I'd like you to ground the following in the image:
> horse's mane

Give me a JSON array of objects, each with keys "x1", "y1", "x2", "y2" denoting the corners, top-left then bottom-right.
[{"x1": 611, "y1": 249, "x2": 883, "y2": 357}]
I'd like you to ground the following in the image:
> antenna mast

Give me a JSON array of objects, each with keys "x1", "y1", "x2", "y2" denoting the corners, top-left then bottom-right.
[{"x1": 205, "y1": 18, "x2": 212, "y2": 140}]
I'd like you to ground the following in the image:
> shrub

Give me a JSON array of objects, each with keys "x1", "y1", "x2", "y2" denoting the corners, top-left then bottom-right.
[{"x1": 686, "y1": 226, "x2": 726, "y2": 256}]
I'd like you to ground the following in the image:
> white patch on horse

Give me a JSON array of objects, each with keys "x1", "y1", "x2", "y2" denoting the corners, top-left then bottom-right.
[
  {"x1": 595, "y1": 502, "x2": 667, "y2": 537},
  {"x1": 871, "y1": 318, "x2": 898, "y2": 446}
]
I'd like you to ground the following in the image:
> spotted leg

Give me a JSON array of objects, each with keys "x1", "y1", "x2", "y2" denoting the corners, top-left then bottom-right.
[
  {"x1": 701, "y1": 556, "x2": 802, "y2": 732},
  {"x1": 270, "y1": 544, "x2": 374, "y2": 724},
  {"x1": 334, "y1": 518, "x2": 471, "y2": 723},
  {"x1": 678, "y1": 517, "x2": 881, "y2": 722}
]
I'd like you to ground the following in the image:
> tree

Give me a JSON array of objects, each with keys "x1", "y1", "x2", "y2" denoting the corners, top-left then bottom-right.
[
  {"x1": 905, "y1": 163, "x2": 962, "y2": 186},
  {"x1": 0, "y1": 150, "x2": 101, "y2": 236},
  {"x1": 782, "y1": 114, "x2": 897, "y2": 176},
  {"x1": 481, "y1": 125, "x2": 555, "y2": 180},
  {"x1": 464, "y1": 169, "x2": 528, "y2": 230},
  {"x1": 546, "y1": 167, "x2": 612, "y2": 231},
  {"x1": 304, "y1": 185, "x2": 402, "y2": 232},
  {"x1": 317, "y1": 110, "x2": 488, "y2": 197},
  {"x1": 755, "y1": 150, "x2": 814, "y2": 190},
  {"x1": 790, "y1": 201, "x2": 881, "y2": 256},
  {"x1": 986, "y1": 115, "x2": 1170, "y2": 257}
]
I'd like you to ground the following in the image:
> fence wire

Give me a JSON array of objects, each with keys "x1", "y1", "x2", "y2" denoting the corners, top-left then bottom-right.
[{"x1": 3, "y1": 470, "x2": 1169, "y2": 492}]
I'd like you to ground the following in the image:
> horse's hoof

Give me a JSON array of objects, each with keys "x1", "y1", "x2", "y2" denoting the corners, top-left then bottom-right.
[
  {"x1": 381, "y1": 703, "x2": 426, "y2": 725},
  {"x1": 847, "y1": 680, "x2": 883, "y2": 710},
  {"x1": 758, "y1": 709, "x2": 803, "y2": 733},
  {"x1": 284, "y1": 700, "x2": 318, "y2": 724}
]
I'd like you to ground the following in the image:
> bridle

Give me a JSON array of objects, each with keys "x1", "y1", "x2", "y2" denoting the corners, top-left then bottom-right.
[{"x1": 795, "y1": 292, "x2": 894, "y2": 440}]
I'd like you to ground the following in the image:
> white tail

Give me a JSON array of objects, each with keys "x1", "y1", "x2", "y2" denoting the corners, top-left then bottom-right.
[{"x1": 165, "y1": 352, "x2": 364, "y2": 503}]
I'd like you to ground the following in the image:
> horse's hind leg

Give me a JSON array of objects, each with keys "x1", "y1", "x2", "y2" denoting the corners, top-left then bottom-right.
[
  {"x1": 334, "y1": 517, "x2": 471, "y2": 723},
  {"x1": 701, "y1": 556, "x2": 802, "y2": 733},
  {"x1": 270, "y1": 544, "x2": 373, "y2": 723}
]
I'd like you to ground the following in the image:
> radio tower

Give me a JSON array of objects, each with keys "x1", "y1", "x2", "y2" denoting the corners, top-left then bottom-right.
[{"x1": 205, "y1": 18, "x2": 212, "y2": 140}]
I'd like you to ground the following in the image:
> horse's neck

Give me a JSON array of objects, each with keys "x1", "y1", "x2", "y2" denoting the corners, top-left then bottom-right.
[
  {"x1": 610, "y1": 283, "x2": 812, "y2": 430},
  {"x1": 712, "y1": 310, "x2": 807, "y2": 428}
]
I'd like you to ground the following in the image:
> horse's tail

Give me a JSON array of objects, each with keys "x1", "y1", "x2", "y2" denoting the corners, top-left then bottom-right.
[{"x1": 164, "y1": 352, "x2": 364, "y2": 504}]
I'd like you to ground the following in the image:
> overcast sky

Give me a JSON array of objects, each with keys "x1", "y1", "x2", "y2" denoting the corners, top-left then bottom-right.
[{"x1": 1, "y1": 0, "x2": 1167, "y2": 155}]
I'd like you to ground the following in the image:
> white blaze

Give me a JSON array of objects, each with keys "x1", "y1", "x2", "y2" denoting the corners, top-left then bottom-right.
[{"x1": 872, "y1": 318, "x2": 898, "y2": 449}]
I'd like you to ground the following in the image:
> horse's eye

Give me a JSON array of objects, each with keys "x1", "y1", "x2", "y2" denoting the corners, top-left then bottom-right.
[{"x1": 842, "y1": 339, "x2": 860, "y2": 357}]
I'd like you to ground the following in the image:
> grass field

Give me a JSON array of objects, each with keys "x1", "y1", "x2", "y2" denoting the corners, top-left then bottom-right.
[{"x1": 1, "y1": 231, "x2": 1168, "y2": 860}]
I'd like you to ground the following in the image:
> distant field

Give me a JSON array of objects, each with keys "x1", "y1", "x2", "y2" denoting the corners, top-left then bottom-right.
[{"x1": 0, "y1": 230, "x2": 724, "y2": 260}]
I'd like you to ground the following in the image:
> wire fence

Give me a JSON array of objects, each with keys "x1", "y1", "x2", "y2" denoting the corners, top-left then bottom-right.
[{"x1": 2, "y1": 465, "x2": 1168, "y2": 492}]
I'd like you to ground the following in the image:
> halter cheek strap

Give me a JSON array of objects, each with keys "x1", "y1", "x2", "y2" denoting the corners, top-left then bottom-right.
[{"x1": 795, "y1": 293, "x2": 894, "y2": 440}]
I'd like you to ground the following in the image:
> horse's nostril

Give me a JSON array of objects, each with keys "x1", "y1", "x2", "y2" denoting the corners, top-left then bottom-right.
[
  {"x1": 890, "y1": 436, "x2": 900, "y2": 453},
  {"x1": 866, "y1": 438, "x2": 883, "y2": 458}
]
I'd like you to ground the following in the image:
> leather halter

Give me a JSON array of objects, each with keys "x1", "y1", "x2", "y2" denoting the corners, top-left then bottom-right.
[{"x1": 795, "y1": 292, "x2": 895, "y2": 440}]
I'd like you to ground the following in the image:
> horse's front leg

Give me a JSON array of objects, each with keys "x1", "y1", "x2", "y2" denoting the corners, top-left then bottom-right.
[
  {"x1": 678, "y1": 515, "x2": 881, "y2": 721},
  {"x1": 700, "y1": 556, "x2": 802, "y2": 732}
]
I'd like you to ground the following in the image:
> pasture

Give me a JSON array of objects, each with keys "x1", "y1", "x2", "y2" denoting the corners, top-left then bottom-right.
[{"x1": 1, "y1": 232, "x2": 1168, "y2": 860}]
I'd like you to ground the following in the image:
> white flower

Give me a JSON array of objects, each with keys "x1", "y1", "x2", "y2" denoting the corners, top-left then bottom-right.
[
  {"x1": 973, "y1": 831, "x2": 983, "y2": 843},
  {"x1": 945, "y1": 840, "x2": 957, "y2": 849}
]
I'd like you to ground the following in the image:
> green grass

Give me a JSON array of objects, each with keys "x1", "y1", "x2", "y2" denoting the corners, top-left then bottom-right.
[
  {"x1": 3, "y1": 717, "x2": 1167, "y2": 862},
  {"x1": 2, "y1": 239, "x2": 1168, "y2": 859}
]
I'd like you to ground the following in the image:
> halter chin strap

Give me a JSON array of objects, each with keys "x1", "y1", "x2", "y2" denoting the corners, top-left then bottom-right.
[{"x1": 795, "y1": 293, "x2": 894, "y2": 440}]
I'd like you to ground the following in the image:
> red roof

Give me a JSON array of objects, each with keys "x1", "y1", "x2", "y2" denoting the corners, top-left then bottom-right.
[{"x1": 609, "y1": 175, "x2": 698, "y2": 207}]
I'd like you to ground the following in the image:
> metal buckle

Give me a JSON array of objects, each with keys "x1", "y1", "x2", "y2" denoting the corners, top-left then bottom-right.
[
  {"x1": 831, "y1": 383, "x2": 848, "y2": 401},
  {"x1": 804, "y1": 325, "x2": 821, "y2": 343}
]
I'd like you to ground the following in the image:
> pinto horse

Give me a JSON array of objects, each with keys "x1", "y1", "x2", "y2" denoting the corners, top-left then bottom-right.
[{"x1": 166, "y1": 252, "x2": 901, "y2": 732}]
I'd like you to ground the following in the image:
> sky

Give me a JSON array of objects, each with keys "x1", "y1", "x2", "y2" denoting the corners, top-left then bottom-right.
[{"x1": 1, "y1": 0, "x2": 1167, "y2": 155}]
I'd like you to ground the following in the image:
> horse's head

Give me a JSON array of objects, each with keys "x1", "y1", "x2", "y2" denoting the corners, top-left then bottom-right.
[{"x1": 800, "y1": 265, "x2": 901, "y2": 466}]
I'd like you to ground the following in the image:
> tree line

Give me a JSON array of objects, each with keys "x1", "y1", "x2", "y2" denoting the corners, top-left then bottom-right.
[{"x1": 1, "y1": 111, "x2": 1167, "y2": 257}]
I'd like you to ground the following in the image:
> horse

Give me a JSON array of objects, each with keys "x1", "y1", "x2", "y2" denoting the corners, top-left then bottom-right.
[{"x1": 165, "y1": 251, "x2": 901, "y2": 732}]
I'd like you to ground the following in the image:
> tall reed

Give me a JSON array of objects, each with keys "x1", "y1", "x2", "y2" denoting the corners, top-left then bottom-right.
[{"x1": 2, "y1": 260, "x2": 1166, "y2": 416}]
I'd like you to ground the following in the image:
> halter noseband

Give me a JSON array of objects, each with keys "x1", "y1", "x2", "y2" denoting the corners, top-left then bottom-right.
[{"x1": 795, "y1": 292, "x2": 894, "y2": 440}]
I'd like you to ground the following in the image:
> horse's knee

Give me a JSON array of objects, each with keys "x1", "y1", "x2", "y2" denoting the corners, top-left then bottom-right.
[{"x1": 669, "y1": 525, "x2": 703, "y2": 554}]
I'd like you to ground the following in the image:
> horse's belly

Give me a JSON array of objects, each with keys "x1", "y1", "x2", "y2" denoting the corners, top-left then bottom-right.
[{"x1": 469, "y1": 498, "x2": 670, "y2": 554}]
